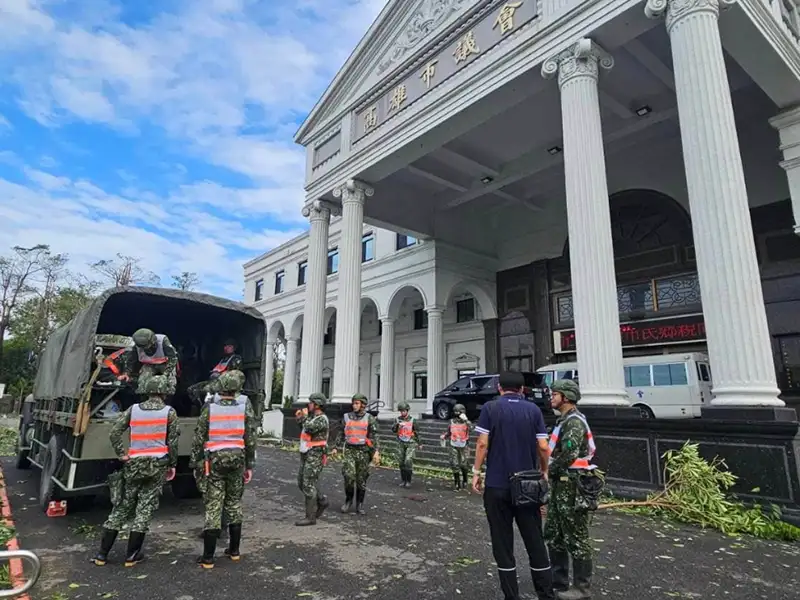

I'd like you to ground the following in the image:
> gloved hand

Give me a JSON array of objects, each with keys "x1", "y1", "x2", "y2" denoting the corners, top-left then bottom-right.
[{"x1": 459, "y1": 413, "x2": 468, "y2": 421}]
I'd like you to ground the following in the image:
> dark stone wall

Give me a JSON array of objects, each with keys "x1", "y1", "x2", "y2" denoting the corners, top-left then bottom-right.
[{"x1": 495, "y1": 197, "x2": 800, "y2": 407}]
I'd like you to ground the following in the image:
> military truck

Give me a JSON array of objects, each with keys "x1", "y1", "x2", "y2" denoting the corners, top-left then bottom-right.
[{"x1": 15, "y1": 287, "x2": 267, "y2": 511}]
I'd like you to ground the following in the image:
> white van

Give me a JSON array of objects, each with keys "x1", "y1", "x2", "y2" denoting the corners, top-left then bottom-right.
[{"x1": 537, "y1": 353, "x2": 713, "y2": 419}]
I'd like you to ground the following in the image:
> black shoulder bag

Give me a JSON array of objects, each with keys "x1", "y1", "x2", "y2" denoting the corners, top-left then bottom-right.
[{"x1": 489, "y1": 402, "x2": 550, "y2": 507}]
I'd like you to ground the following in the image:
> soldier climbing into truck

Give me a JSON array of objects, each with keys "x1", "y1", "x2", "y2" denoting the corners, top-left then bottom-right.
[{"x1": 14, "y1": 286, "x2": 267, "y2": 512}]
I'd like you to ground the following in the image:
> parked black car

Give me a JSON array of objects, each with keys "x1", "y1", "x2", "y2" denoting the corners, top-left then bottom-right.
[{"x1": 431, "y1": 372, "x2": 550, "y2": 420}]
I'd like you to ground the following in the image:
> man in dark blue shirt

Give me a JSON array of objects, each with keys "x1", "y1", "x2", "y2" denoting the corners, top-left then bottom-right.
[{"x1": 472, "y1": 371, "x2": 554, "y2": 600}]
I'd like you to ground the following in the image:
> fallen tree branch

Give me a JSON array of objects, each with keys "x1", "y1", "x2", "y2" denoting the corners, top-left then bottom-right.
[{"x1": 597, "y1": 500, "x2": 676, "y2": 510}]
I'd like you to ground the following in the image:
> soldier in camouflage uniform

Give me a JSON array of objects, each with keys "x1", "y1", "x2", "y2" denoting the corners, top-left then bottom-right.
[
  {"x1": 331, "y1": 393, "x2": 380, "y2": 515},
  {"x1": 116, "y1": 328, "x2": 179, "y2": 396},
  {"x1": 440, "y1": 403, "x2": 472, "y2": 490},
  {"x1": 391, "y1": 402, "x2": 419, "y2": 487},
  {"x1": 294, "y1": 392, "x2": 330, "y2": 526},
  {"x1": 545, "y1": 379, "x2": 597, "y2": 600},
  {"x1": 187, "y1": 338, "x2": 243, "y2": 406},
  {"x1": 92, "y1": 375, "x2": 179, "y2": 567},
  {"x1": 191, "y1": 370, "x2": 257, "y2": 569}
]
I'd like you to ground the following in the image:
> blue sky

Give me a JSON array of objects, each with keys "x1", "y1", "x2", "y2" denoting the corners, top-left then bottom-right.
[{"x1": 0, "y1": 0, "x2": 386, "y2": 298}]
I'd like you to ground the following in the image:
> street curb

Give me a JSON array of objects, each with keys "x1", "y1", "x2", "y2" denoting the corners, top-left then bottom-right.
[{"x1": 0, "y1": 463, "x2": 30, "y2": 600}]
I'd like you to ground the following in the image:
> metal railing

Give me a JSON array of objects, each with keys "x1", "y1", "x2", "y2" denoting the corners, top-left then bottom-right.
[{"x1": 0, "y1": 550, "x2": 41, "y2": 597}]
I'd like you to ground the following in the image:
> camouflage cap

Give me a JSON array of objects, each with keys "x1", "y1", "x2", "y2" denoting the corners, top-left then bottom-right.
[
  {"x1": 223, "y1": 338, "x2": 237, "y2": 348},
  {"x1": 351, "y1": 393, "x2": 367, "y2": 403},
  {"x1": 132, "y1": 328, "x2": 156, "y2": 347},
  {"x1": 217, "y1": 369, "x2": 245, "y2": 393},
  {"x1": 142, "y1": 375, "x2": 170, "y2": 395},
  {"x1": 551, "y1": 378, "x2": 581, "y2": 403},
  {"x1": 308, "y1": 392, "x2": 327, "y2": 407},
  {"x1": 453, "y1": 403, "x2": 466, "y2": 414},
  {"x1": 397, "y1": 402, "x2": 410, "y2": 411}
]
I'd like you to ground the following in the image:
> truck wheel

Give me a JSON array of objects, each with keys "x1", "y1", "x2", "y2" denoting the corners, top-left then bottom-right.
[
  {"x1": 15, "y1": 425, "x2": 32, "y2": 470},
  {"x1": 15, "y1": 401, "x2": 34, "y2": 470},
  {"x1": 38, "y1": 436, "x2": 64, "y2": 512},
  {"x1": 171, "y1": 475, "x2": 201, "y2": 500}
]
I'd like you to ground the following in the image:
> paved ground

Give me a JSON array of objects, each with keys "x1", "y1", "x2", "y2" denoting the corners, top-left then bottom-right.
[{"x1": 4, "y1": 446, "x2": 799, "y2": 600}]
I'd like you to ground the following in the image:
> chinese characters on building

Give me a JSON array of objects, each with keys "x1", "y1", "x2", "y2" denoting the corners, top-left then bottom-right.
[
  {"x1": 559, "y1": 315, "x2": 707, "y2": 353},
  {"x1": 356, "y1": 0, "x2": 538, "y2": 139}
]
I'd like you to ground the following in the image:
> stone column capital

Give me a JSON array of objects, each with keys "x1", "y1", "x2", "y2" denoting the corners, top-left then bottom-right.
[
  {"x1": 266, "y1": 336, "x2": 278, "y2": 345},
  {"x1": 379, "y1": 316, "x2": 395, "y2": 325},
  {"x1": 285, "y1": 336, "x2": 300, "y2": 344},
  {"x1": 425, "y1": 305, "x2": 445, "y2": 316},
  {"x1": 770, "y1": 105, "x2": 800, "y2": 132},
  {"x1": 333, "y1": 178, "x2": 374, "y2": 205},
  {"x1": 645, "y1": 0, "x2": 734, "y2": 32},
  {"x1": 302, "y1": 199, "x2": 338, "y2": 221},
  {"x1": 541, "y1": 38, "x2": 613, "y2": 88}
]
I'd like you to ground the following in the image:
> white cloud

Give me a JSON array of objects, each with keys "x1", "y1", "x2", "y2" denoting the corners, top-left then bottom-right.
[
  {"x1": 0, "y1": 170, "x2": 303, "y2": 298},
  {"x1": 0, "y1": 0, "x2": 389, "y2": 297}
]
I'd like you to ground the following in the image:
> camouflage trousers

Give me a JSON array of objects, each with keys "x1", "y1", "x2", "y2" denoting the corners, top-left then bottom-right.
[
  {"x1": 103, "y1": 470, "x2": 166, "y2": 533},
  {"x1": 342, "y1": 446, "x2": 371, "y2": 492},
  {"x1": 544, "y1": 479, "x2": 593, "y2": 560},
  {"x1": 136, "y1": 366, "x2": 177, "y2": 396},
  {"x1": 195, "y1": 467, "x2": 229, "y2": 528},
  {"x1": 297, "y1": 448, "x2": 325, "y2": 500},
  {"x1": 448, "y1": 445, "x2": 469, "y2": 472},
  {"x1": 203, "y1": 465, "x2": 245, "y2": 530},
  {"x1": 396, "y1": 442, "x2": 417, "y2": 471}
]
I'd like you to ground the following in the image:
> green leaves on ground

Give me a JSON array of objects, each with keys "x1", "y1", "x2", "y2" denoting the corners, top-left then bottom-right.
[
  {"x1": 0, "y1": 428, "x2": 17, "y2": 457},
  {"x1": 601, "y1": 442, "x2": 800, "y2": 541}
]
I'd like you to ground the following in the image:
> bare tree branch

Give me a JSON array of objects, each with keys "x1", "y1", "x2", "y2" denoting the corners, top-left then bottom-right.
[
  {"x1": 90, "y1": 253, "x2": 161, "y2": 287},
  {"x1": 171, "y1": 271, "x2": 201, "y2": 291}
]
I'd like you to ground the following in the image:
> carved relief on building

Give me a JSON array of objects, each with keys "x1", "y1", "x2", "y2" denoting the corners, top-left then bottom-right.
[{"x1": 378, "y1": 0, "x2": 476, "y2": 75}]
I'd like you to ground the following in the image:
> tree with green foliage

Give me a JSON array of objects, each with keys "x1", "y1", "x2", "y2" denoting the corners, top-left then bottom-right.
[{"x1": 0, "y1": 245, "x2": 59, "y2": 373}]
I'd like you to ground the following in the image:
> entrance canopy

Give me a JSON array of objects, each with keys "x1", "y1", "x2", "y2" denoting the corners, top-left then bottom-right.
[{"x1": 296, "y1": 0, "x2": 800, "y2": 271}]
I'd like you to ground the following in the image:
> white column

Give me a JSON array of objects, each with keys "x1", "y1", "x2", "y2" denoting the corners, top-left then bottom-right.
[
  {"x1": 331, "y1": 179, "x2": 374, "y2": 403},
  {"x1": 769, "y1": 106, "x2": 800, "y2": 236},
  {"x1": 282, "y1": 337, "x2": 299, "y2": 401},
  {"x1": 542, "y1": 39, "x2": 629, "y2": 406},
  {"x1": 425, "y1": 307, "x2": 445, "y2": 413},
  {"x1": 379, "y1": 317, "x2": 395, "y2": 409},
  {"x1": 297, "y1": 200, "x2": 332, "y2": 403},
  {"x1": 646, "y1": 0, "x2": 784, "y2": 406},
  {"x1": 263, "y1": 338, "x2": 276, "y2": 409}
]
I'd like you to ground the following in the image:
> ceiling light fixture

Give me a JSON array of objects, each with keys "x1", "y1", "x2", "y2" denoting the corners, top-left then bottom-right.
[
  {"x1": 635, "y1": 105, "x2": 652, "y2": 117},
  {"x1": 547, "y1": 146, "x2": 562, "y2": 155},
  {"x1": 480, "y1": 176, "x2": 494, "y2": 184}
]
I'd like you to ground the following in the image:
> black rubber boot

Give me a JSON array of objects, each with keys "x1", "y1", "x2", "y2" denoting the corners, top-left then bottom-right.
[
  {"x1": 406, "y1": 469, "x2": 413, "y2": 488},
  {"x1": 398, "y1": 470, "x2": 407, "y2": 487},
  {"x1": 224, "y1": 524, "x2": 242, "y2": 561},
  {"x1": 123, "y1": 532, "x2": 145, "y2": 567},
  {"x1": 549, "y1": 547, "x2": 570, "y2": 593},
  {"x1": 498, "y1": 568, "x2": 520, "y2": 600},
  {"x1": 92, "y1": 528, "x2": 118, "y2": 566},
  {"x1": 355, "y1": 488, "x2": 366, "y2": 515},
  {"x1": 531, "y1": 566, "x2": 557, "y2": 600},
  {"x1": 197, "y1": 529, "x2": 220, "y2": 569},
  {"x1": 453, "y1": 471, "x2": 461, "y2": 490},
  {"x1": 296, "y1": 497, "x2": 317, "y2": 526},
  {"x1": 557, "y1": 559, "x2": 592, "y2": 599},
  {"x1": 461, "y1": 468, "x2": 470, "y2": 489},
  {"x1": 315, "y1": 494, "x2": 329, "y2": 518},
  {"x1": 341, "y1": 484, "x2": 354, "y2": 513}
]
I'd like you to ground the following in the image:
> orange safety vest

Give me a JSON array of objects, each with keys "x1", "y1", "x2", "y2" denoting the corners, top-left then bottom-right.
[
  {"x1": 103, "y1": 348, "x2": 126, "y2": 375},
  {"x1": 128, "y1": 404, "x2": 170, "y2": 458},
  {"x1": 548, "y1": 412, "x2": 597, "y2": 470},
  {"x1": 205, "y1": 400, "x2": 246, "y2": 452},
  {"x1": 137, "y1": 334, "x2": 169, "y2": 365},
  {"x1": 299, "y1": 432, "x2": 327, "y2": 453},
  {"x1": 343, "y1": 413, "x2": 373, "y2": 447},
  {"x1": 397, "y1": 419, "x2": 414, "y2": 443},
  {"x1": 450, "y1": 422, "x2": 469, "y2": 448},
  {"x1": 211, "y1": 354, "x2": 236, "y2": 375}
]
